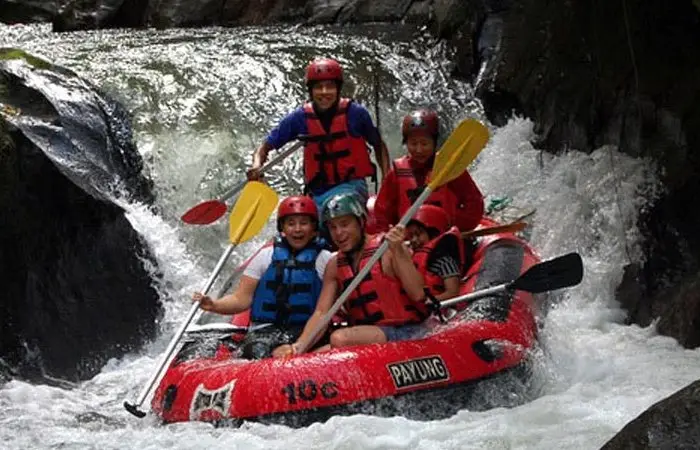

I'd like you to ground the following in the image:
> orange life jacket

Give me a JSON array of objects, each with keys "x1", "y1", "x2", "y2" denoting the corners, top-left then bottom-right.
[
  {"x1": 303, "y1": 98, "x2": 375, "y2": 190},
  {"x1": 336, "y1": 235, "x2": 428, "y2": 326},
  {"x1": 393, "y1": 156, "x2": 459, "y2": 221},
  {"x1": 411, "y1": 227, "x2": 465, "y2": 296}
]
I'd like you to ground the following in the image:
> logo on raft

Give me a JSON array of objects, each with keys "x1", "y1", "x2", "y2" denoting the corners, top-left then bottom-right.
[
  {"x1": 189, "y1": 380, "x2": 236, "y2": 420},
  {"x1": 387, "y1": 355, "x2": 450, "y2": 389}
]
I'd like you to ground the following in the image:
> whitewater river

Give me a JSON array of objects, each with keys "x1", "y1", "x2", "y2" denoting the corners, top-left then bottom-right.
[{"x1": 1, "y1": 23, "x2": 699, "y2": 450}]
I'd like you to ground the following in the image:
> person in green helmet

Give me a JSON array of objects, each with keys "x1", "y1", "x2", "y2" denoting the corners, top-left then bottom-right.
[{"x1": 276, "y1": 192, "x2": 429, "y2": 356}]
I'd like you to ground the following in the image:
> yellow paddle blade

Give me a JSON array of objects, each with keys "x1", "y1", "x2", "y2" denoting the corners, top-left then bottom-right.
[
  {"x1": 429, "y1": 118, "x2": 490, "y2": 189},
  {"x1": 228, "y1": 181, "x2": 279, "y2": 244}
]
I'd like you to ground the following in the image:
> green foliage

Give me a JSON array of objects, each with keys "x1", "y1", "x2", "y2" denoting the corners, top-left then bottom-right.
[{"x1": 0, "y1": 48, "x2": 52, "y2": 70}]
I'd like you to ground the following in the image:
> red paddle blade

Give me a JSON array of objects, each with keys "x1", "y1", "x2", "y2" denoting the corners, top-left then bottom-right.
[{"x1": 180, "y1": 200, "x2": 227, "y2": 225}]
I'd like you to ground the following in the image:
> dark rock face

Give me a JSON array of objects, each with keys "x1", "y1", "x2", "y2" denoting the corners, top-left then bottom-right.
[
  {"x1": 0, "y1": 0, "x2": 57, "y2": 24},
  {"x1": 0, "y1": 50, "x2": 161, "y2": 381},
  {"x1": 455, "y1": 1, "x2": 700, "y2": 349},
  {"x1": 53, "y1": 0, "x2": 148, "y2": 32},
  {"x1": 600, "y1": 379, "x2": 700, "y2": 450}
]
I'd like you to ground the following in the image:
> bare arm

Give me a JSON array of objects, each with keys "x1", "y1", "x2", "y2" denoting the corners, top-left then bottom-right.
[
  {"x1": 247, "y1": 141, "x2": 273, "y2": 180},
  {"x1": 384, "y1": 225, "x2": 425, "y2": 302},
  {"x1": 436, "y1": 276, "x2": 460, "y2": 301},
  {"x1": 292, "y1": 256, "x2": 339, "y2": 353},
  {"x1": 192, "y1": 275, "x2": 257, "y2": 315}
]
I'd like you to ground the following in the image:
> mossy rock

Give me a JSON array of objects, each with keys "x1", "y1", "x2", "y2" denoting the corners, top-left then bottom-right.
[{"x1": 0, "y1": 48, "x2": 52, "y2": 70}]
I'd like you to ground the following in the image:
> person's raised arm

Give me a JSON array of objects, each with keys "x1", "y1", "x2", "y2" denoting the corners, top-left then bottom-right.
[
  {"x1": 384, "y1": 225, "x2": 425, "y2": 302},
  {"x1": 247, "y1": 108, "x2": 305, "y2": 180},
  {"x1": 192, "y1": 275, "x2": 257, "y2": 315},
  {"x1": 247, "y1": 142, "x2": 273, "y2": 180}
]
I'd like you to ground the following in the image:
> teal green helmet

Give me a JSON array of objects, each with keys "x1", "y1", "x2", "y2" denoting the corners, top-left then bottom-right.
[{"x1": 321, "y1": 192, "x2": 367, "y2": 226}]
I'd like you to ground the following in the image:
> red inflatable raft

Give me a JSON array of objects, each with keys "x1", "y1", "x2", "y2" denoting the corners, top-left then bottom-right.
[{"x1": 151, "y1": 217, "x2": 542, "y2": 426}]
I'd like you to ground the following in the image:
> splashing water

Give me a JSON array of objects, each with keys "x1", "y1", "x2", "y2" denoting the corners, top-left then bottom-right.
[{"x1": 1, "y1": 23, "x2": 699, "y2": 450}]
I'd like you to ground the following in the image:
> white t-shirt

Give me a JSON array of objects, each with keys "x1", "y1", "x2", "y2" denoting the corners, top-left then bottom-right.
[{"x1": 243, "y1": 246, "x2": 334, "y2": 280}]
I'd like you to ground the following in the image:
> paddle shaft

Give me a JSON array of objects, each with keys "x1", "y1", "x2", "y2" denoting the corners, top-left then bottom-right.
[
  {"x1": 432, "y1": 252, "x2": 584, "y2": 309},
  {"x1": 218, "y1": 141, "x2": 302, "y2": 202},
  {"x1": 295, "y1": 185, "x2": 436, "y2": 354},
  {"x1": 126, "y1": 198, "x2": 265, "y2": 415},
  {"x1": 127, "y1": 243, "x2": 236, "y2": 411},
  {"x1": 437, "y1": 283, "x2": 510, "y2": 308}
]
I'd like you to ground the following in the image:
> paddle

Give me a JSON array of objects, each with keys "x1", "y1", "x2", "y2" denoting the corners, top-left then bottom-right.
[
  {"x1": 181, "y1": 141, "x2": 301, "y2": 225},
  {"x1": 124, "y1": 181, "x2": 278, "y2": 418},
  {"x1": 461, "y1": 221, "x2": 527, "y2": 239},
  {"x1": 439, "y1": 252, "x2": 584, "y2": 308},
  {"x1": 295, "y1": 118, "x2": 490, "y2": 354}
]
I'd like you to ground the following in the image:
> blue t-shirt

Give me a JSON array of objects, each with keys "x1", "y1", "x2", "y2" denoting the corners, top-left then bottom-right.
[{"x1": 265, "y1": 101, "x2": 381, "y2": 150}]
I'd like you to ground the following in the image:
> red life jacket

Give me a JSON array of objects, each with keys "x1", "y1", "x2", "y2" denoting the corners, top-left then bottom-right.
[
  {"x1": 393, "y1": 156, "x2": 459, "y2": 222},
  {"x1": 336, "y1": 235, "x2": 428, "y2": 326},
  {"x1": 412, "y1": 227, "x2": 465, "y2": 296},
  {"x1": 303, "y1": 98, "x2": 375, "y2": 189}
]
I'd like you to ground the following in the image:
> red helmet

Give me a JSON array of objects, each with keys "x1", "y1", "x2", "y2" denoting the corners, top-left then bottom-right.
[
  {"x1": 401, "y1": 109, "x2": 439, "y2": 142},
  {"x1": 305, "y1": 58, "x2": 343, "y2": 86},
  {"x1": 277, "y1": 195, "x2": 318, "y2": 231},
  {"x1": 410, "y1": 204, "x2": 450, "y2": 235}
]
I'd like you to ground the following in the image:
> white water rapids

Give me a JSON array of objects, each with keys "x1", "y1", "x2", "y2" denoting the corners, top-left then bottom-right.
[{"x1": 2, "y1": 23, "x2": 699, "y2": 450}]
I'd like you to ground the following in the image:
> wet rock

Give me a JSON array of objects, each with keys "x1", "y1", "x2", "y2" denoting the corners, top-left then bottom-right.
[
  {"x1": 600, "y1": 379, "x2": 700, "y2": 450},
  {"x1": 463, "y1": 0, "x2": 700, "y2": 349},
  {"x1": 306, "y1": 0, "x2": 347, "y2": 25},
  {"x1": 0, "y1": 0, "x2": 57, "y2": 24},
  {"x1": 0, "y1": 49, "x2": 161, "y2": 381},
  {"x1": 147, "y1": 0, "x2": 223, "y2": 28},
  {"x1": 343, "y1": 0, "x2": 415, "y2": 23},
  {"x1": 221, "y1": 0, "x2": 310, "y2": 26},
  {"x1": 53, "y1": 0, "x2": 148, "y2": 32},
  {"x1": 403, "y1": 1, "x2": 432, "y2": 24}
]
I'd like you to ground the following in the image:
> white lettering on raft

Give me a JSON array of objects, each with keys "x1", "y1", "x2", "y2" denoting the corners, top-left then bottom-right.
[{"x1": 387, "y1": 356, "x2": 449, "y2": 389}]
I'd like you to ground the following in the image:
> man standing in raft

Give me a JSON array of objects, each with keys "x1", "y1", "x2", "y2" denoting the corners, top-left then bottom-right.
[
  {"x1": 277, "y1": 192, "x2": 428, "y2": 355},
  {"x1": 247, "y1": 57, "x2": 390, "y2": 211},
  {"x1": 192, "y1": 196, "x2": 333, "y2": 359},
  {"x1": 373, "y1": 109, "x2": 484, "y2": 232}
]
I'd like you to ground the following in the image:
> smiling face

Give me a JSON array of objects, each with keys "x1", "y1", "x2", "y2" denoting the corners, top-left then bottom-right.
[
  {"x1": 406, "y1": 223, "x2": 431, "y2": 251},
  {"x1": 311, "y1": 80, "x2": 339, "y2": 111},
  {"x1": 406, "y1": 134, "x2": 436, "y2": 165},
  {"x1": 327, "y1": 215, "x2": 363, "y2": 253},
  {"x1": 281, "y1": 215, "x2": 317, "y2": 250}
]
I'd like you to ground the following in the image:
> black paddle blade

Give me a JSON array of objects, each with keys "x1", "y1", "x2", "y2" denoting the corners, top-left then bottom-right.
[
  {"x1": 123, "y1": 401, "x2": 147, "y2": 418},
  {"x1": 510, "y1": 252, "x2": 584, "y2": 294}
]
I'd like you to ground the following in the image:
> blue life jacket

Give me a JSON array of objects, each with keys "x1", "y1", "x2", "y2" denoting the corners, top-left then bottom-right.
[{"x1": 250, "y1": 236, "x2": 325, "y2": 326}]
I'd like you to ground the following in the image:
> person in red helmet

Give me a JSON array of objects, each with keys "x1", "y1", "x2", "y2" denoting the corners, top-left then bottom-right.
[
  {"x1": 373, "y1": 109, "x2": 484, "y2": 233},
  {"x1": 248, "y1": 57, "x2": 390, "y2": 213},
  {"x1": 406, "y1": 204, "x2": 464, "y2": 301},
  {"x1": 192, "y1": 196, "x2": 333, "y2": 359},
  {"x1": 275, "y1": 192, "x2": 429, "y2": 357}
]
